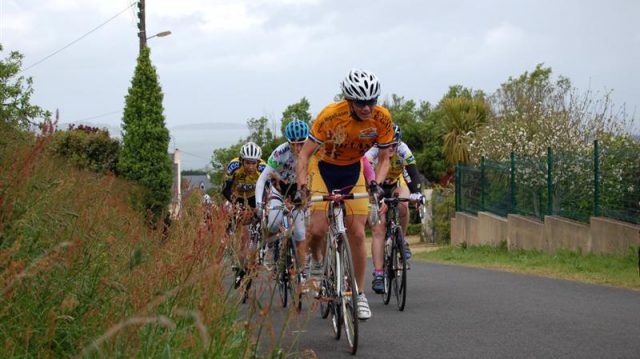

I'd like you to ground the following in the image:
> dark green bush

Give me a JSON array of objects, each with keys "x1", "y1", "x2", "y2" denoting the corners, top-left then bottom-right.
[{"x1": 50, "y1": 125, "x2": 120, "y2": 174}]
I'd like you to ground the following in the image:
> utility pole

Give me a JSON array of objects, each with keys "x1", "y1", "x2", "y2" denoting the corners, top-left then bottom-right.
[{"x1": 137, "y1": 0, "x2": 146, "y2": 52}]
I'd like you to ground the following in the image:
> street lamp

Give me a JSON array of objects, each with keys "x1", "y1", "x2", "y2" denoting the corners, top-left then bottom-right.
[{"x1": 147, "y1": 30, "x2": 172, "y2": 40}]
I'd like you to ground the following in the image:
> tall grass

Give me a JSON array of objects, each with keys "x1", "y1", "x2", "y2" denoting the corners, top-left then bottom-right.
[{"x1": 0, "y1": 123, "x2": 311, "y2": 357}]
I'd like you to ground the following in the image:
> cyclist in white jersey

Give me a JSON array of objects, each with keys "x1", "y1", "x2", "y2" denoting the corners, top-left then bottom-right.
[
  {"x1": 365, "y1": 124, "x2": 424, "y2": 293},
  {"x1": 255, "y1": 120, "x2": 309, "y2": 267}
]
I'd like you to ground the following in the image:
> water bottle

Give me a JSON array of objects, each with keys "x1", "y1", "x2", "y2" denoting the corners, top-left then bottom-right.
[{"x1": 368, "y1": 198, "x2": 380, "y2": 226}]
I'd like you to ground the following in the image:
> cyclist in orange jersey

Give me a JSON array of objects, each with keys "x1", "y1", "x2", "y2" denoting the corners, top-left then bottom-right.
[{"x1": 297, "y1": 69, "x2": 393, "y2": 320}]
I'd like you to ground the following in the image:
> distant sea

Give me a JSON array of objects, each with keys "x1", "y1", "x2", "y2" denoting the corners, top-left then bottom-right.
[{"x1": 171, "y1": 124, "x2": 249, "y2": 170}]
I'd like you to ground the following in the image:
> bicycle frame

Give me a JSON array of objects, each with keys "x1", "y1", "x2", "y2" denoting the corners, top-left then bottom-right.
[
  {"x1": 311, "y1": 190, "x2": 369, "y2": 354},
  {"x1": 381, "y1": 194, "x2": 415, "y2": 311},
  {"x1": 268, "y1": 200, "x2": 303, "y2": 310},
  {"x1": 312, "y1": 191, "x2": 369, "y2": 297}
]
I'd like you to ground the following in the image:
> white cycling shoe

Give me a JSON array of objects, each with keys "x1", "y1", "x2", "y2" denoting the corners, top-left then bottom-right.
[{"x1": 357, "y1": 293, "x2": 371, "y2": 320}]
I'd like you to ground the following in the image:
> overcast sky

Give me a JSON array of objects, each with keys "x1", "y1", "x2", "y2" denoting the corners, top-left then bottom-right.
[{"x1": 2, "y1": 0, "x2": 639, "y2": 169}]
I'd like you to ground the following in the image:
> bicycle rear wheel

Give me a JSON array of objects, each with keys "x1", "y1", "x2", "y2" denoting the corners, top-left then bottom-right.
[
  {"x1": 339, "y1": 234, "x2": 359, "y2": 355},
  {"x1": 392, "y1": 229, "x2": 407, "y2": 311}
]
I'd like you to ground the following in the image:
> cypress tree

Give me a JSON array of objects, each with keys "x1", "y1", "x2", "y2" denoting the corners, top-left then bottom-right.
[{"x1": 118, "y1": 46, "x2": 172, "y2": 220}]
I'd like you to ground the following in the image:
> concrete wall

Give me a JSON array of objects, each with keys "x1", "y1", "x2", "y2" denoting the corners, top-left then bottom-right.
[
  {"x1": 450, "y1": 212, "x2": 477, "y2": 246},
  {"x1": 451, "y1": 211, "x2": 639, "y2": 256},
  {"x1": 591, "y1": 217, "x2": 640, "y2": 255},
  {"x1": 478, "y1": 212, "x2": 508, "y2": 246},
  {"x1": 544, "y1": 216, "x2": 591, "y2": 253},
  {"x1": 507, "y1": 215, "x2": 546, "y2": 251}
]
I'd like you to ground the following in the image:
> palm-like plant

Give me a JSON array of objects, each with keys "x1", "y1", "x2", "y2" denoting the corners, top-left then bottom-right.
[{"x1": 441, "y1": 97, "x2": 488, "y2": 165}]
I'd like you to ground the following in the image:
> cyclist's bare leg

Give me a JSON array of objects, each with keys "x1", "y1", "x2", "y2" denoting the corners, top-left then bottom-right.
[
  {"x1": 371, "y1": 216, "x2": 386, "y2": 270},
  {"x1": 307, "y1": 209, "x2": 328, "y2": 263},
  {"x1": 396, "y1": 186, "x2": 410, "y2": 236},
  {"x1": 346, "y1": 214, "x2": 367, "y2": 293},
  {"x1": 295, "y1": 240, "x2": 306, "y2": 269}
]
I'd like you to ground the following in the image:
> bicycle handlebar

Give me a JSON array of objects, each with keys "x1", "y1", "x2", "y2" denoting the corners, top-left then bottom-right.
[
  {"x1": 382, "y1": 197, "x2": 412, "y2": 204},
  {"x1": 310, "y1": 192, "x2": 370, "y2": 203}
]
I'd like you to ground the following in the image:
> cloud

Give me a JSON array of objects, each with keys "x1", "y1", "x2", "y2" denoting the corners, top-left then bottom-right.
[{"x1": 484, "y1": 22, "x2": 525, "y2": 48}]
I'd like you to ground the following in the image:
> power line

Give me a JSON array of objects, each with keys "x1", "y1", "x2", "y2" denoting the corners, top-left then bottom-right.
[
  {"x1": 179, "y1": 150, "x2": 211, "y2": 161},
  {"x1": 18, "y1": 3, "x2": 136, "y2": 74},
  {"x1": 76, "y1": 110, "x2": 122, "y2": 122}
]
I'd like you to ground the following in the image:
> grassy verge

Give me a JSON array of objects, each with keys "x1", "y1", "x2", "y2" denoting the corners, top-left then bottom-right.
[
  {"x1": 0, "y1": 124, "x2": 297, "y2": 357},
  {"x1": 414, "y1": 244, "x2": 640, "y2": 291}
]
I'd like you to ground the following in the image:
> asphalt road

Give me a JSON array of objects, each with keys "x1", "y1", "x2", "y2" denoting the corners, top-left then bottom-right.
[{"x1": 239, "y1": 260, "x2": 640, "y2": 358}]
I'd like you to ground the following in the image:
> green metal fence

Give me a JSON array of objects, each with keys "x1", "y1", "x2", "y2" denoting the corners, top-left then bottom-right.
[{"x1": 455, "y1": 141, "x2": 640, "y2": 224}]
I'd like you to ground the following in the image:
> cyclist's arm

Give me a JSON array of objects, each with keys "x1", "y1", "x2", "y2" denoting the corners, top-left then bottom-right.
[
  {"x1": 296, "y1": 140, "x2": 318, "y2": 188},
  {"x1": 404, "y1": 163, "x2": 421, "y2": 193},
  {"x1": 221, "y1": 179, "x2": 233, "y2": 202},
  {"x1": 255, "y1": 165, "x2": 275, "y2": 207},
  {"x1": 362, "y1": 155, "x2": 375, "y2": 185},
  {"x1": 374, "y1": 147, "x2": 392, "y2": 184}
]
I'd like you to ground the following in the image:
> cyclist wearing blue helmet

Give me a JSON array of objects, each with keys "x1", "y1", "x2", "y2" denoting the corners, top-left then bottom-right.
[{"x1": 255, "y1": 119, "x2": 310, "y2": 275}]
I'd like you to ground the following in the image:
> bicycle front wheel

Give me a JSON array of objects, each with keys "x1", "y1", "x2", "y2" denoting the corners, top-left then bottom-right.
[
  {"x1": 339, "y1": 234, "x2": 359, "y2": 355},
  {"x1": 392, "y1": 228, "x2": 407, "y2": 311},
  {"x1": 320, "y1": 234, "x2": 335, "y2": 319},
  {"x1": 287, "y1": 237, "x2": 302, "y2": 311},
  {"x1": 383, "y1": 238, "x2": 393, "y2": 305}
]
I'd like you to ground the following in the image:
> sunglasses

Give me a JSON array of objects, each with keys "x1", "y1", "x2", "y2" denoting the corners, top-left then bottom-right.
[
  {"x1": 288, "y1": 139, "x2": 306, "y2": 145},
  {"x1": 390, "y1": 142, "x2": 399, "y2": 148},
  {"x1": 244, "y1": 160, "x2": 258, "y2": 165},
  {"x1": 351, "y1": 98, "x2": 378, "y2": 108}
]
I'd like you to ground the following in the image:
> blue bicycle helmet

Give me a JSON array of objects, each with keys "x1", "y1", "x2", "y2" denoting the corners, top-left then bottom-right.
[
  {"x1": 392, "y1": 123, "x2": 402, "y2": 143},
  {"x1": 284, "y1": 120, "x2": 309, "y2": 142}
]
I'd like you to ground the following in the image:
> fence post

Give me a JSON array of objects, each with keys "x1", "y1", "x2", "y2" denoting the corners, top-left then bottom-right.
[
  {"x1": 510, "y1": 152, "x2": 516, "y2": 214},
  {"x1": 481, "y1": 156, "x2": 486, "y2": 211},
  {"x1": 547, "y1": 147, "x2": 553, "y2": 216},
  {"x1": 593, "y1": 140, "x2": 601, "y2": 217},
  {"x1": 455, "y1": 164, "x2": 460, "y2": 212}
]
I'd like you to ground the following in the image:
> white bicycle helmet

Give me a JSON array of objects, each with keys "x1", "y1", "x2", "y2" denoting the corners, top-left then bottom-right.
[
  {"x1": 341, "y1": 69, "x2": 381, "y2": 101},
  {"x1": 240, "y1": 141, "x2": 262, "y2": 160}
]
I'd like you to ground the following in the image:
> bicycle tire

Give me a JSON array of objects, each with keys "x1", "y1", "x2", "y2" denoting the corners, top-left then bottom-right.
[
  {"x1": 330, "y1": 240, "x2": 342, "y2": 340},
  {"x1": 383, "y1": 237, "x2": 393, "y2": 305},
  {"x1": 287, "y1": 238, "x2": 302, "y2": 311},
  {"x1": 320, "y1": 234, "x2": 334, "y2": 319},
  {"x1": 242, "y1": 277, "x2": 251, "y2": 304},
  {"x1": 339, "y1": 234, "x2": 359, "y2": 355},
  {"x1": 393, "y1": 228, "x2": 407, "y2": 311},
  {"x1": 276, "y1": 238, "x2": 288, "y2": 308}
]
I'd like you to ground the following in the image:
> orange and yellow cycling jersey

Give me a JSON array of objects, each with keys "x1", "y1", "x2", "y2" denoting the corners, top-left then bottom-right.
[
  {"x1": 223, "y1": 157, "x2": 266, "y2": 199},
  {"x1": 309, "y1": 100, "x2": 394, "y2": 166}
]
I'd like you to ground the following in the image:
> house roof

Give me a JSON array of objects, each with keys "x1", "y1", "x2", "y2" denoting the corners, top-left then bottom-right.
[{"x1": 183, "y1": 175, "x2": 213, "y2": 190}]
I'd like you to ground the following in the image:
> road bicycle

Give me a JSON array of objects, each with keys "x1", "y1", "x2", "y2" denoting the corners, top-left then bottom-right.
[
  {"x1": 312, "y1": 189, "x2": 370, "y2": 355},
  {"x1": 380, "y1": 194, "x2": 423, "y2": 311},
  {"x1": 226, "y1": 204, "x2": 264, "y2": 304},
  {"x1": 268, "y1": 199, "x2": 304, "y2": 311}
]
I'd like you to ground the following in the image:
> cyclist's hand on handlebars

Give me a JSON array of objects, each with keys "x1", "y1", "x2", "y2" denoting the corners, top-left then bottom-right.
[
  {"x1": 295, "y1": 185, "x2": 311, "y2": 207},
  {"x1": 409, "y1": 192, "x2": 424, "y2": 204},
  {"x1": 369, "y1": 181, "x2": 384, "y2": 203},
  {"x1": 255, "y1": 204, "x2": 263, "y2": 222}
]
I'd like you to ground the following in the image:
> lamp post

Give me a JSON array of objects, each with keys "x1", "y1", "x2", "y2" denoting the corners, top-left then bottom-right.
[{"x1": 147, "y1": 31, "x2": 172, "y2": 40}]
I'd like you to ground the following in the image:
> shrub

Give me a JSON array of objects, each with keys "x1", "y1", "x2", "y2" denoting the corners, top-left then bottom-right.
[
  {"x1": 432, "y1": 184, "x2": 455, "y2": 244},
  {"x1": 50, "y1": 125, "x2": 121, "y2": 173}
]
